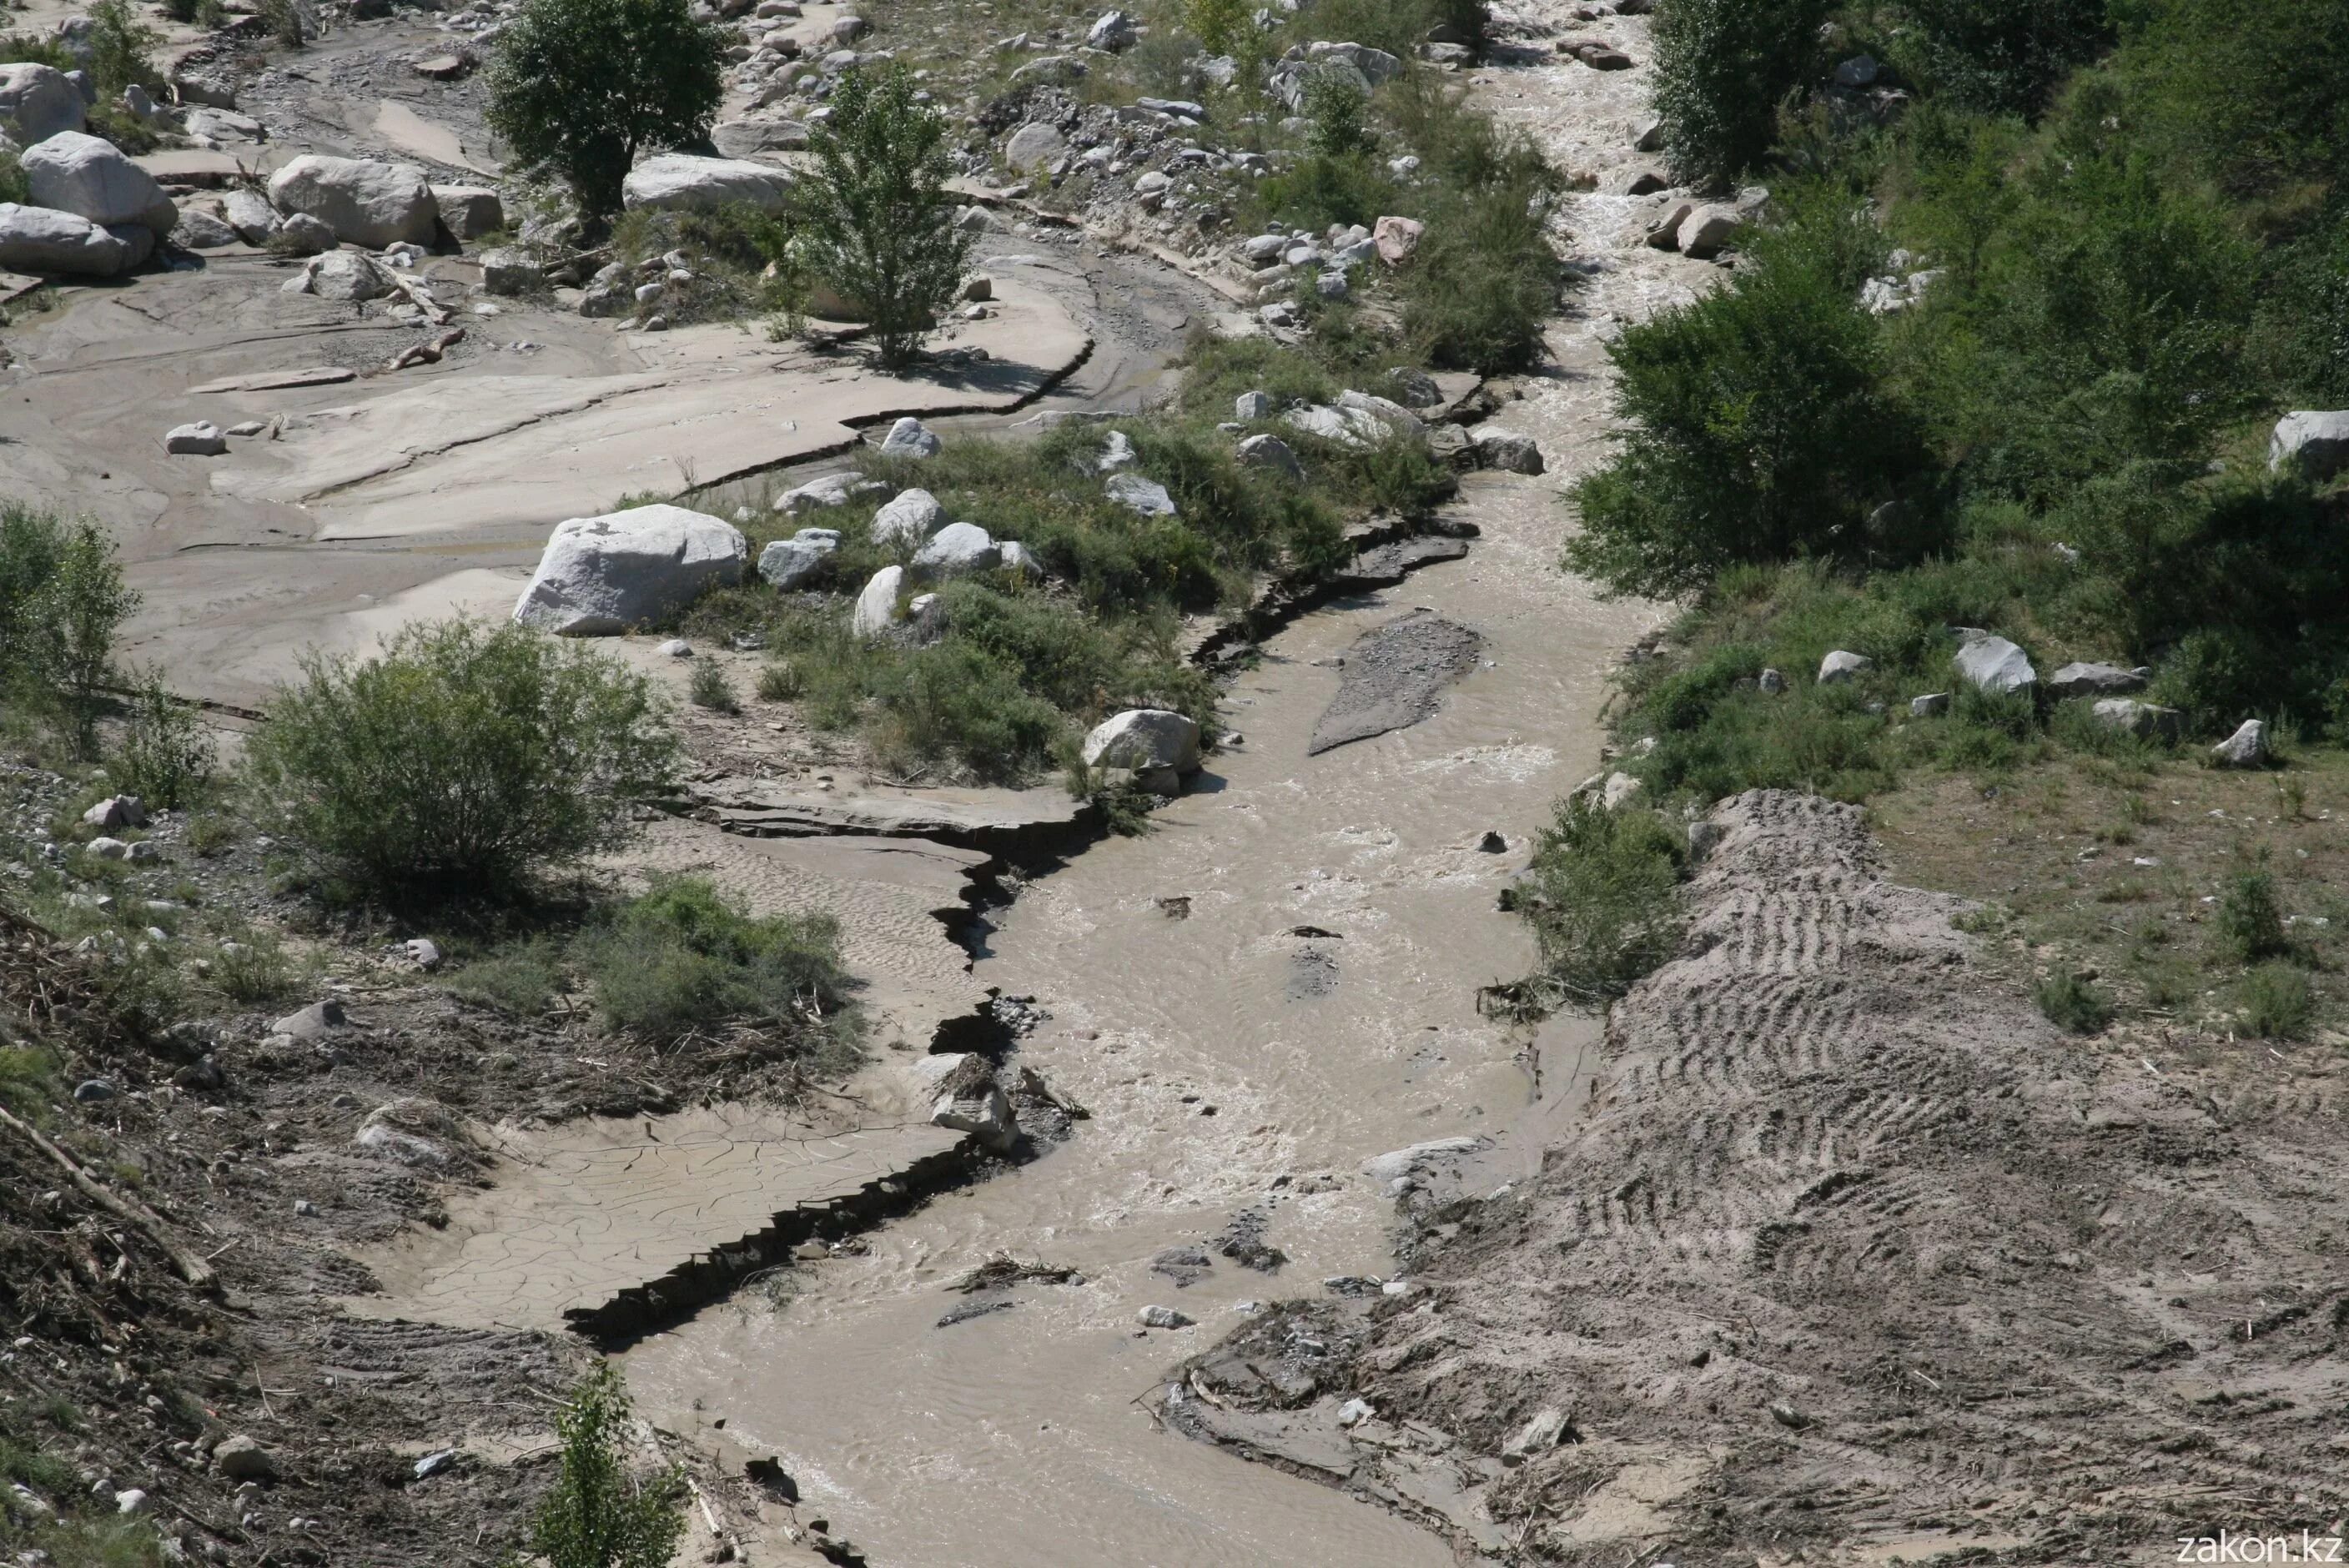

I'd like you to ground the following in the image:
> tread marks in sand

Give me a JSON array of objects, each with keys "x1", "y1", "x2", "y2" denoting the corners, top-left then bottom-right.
[{"x1": 1179, "y1": 789, "x2": 2349, "y2": 1557}]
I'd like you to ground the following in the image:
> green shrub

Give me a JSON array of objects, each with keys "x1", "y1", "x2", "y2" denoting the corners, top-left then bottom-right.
[
  {"x1": 209, "y1": 931, "x2": 301, "y2": 1006},
  {"x1": 687, "y1": 660, "x2": 738, "y2": 713},
  {"x1": 1651, "y1": 0, "x2": 1831, "y2": 185},
  {"x1": 1566, "y1": 213, "x2": 1931, "y2": 598},
  {"x1": 1516, "y1": 799, "x2": 1687, "y2": 1002},
  {"x1": 2236, "y1": 962, "x2": 2314, "y2": 1039},
  {"x1": 2034, "y1": 968, "x2": 2113, "y2": 1033},
  {"x1": 791, "y1": 63, "x2": 972, "y2": 369},
  {"x1": 0, "y1": 505, "x2": 138, "y2": 759},
  {"x1": 487, "y1": 0, "x2": 722, "y2": 217},
  {"x1": 2215, "y1": 870, "x2": 2289, "y2": 962},
  {"x1": 1893, "y1": 0, "x2": 2110, "y2": 117},
  {"x1": 0, "y1": 151, "x2": 27, "y2": 207},
  {"x1": 112, "y1": 669, "x2": 214, "y2": 811},
  {"x1": 755, "y1": 660, "x2": 802, "y2": 701},
  {"x1": 84, "y1": 0, "x2": 161, "y2": 95},
  {"x1": 530, "y1": 1362, "x2": 685, "y2": 1568},
  {"x1": 244, "y1": 619, "x2": 678, "y2": 902},
  {"x1": 1302, "y1": 68, "x2": 1373, "y2": 157},
  {"x1": 444, "y1": 937, "x2": 567, "y2": 1016},
  {"x1": 574, "y1": 877, "x2": 852, "y2": 1053}
]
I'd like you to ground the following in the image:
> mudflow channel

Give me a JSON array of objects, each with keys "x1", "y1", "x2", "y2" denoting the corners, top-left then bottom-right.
[{"x1": 625, "y1": 6, "x2": 1701, "y2": 1561}]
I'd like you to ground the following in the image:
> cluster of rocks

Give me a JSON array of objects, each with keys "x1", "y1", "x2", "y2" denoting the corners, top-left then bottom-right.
[
  {"x1": 1230, "y1": 378, "x2": 1540, "y2": 475},
  {"x1": 1772, "y1": 630, "x2": 2276, "y2": 766},
  {"x1": 1643, "y1": 186, "x2": 1767, "y2": 260}
]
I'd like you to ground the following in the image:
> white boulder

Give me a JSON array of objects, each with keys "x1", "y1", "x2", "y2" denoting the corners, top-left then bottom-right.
[
  {"x1": 621, "y1": 153, "x2": 793, "y2": 214},
  {"x1": 1004, "y1": 121, "x2": 1066, "y2": 169},
  {"x1": 1081, "y1": 708, "x2": 1201, "y2": 772},
  {"x1": 870, "y1": 487, "x2": 945, "y2": 547},
  {"x1": 221, "y1": 188, "x2": 279, "y2": 244},
  {"x1": 163, "y1": 421, "x2": 227, "y2": 455},
  {"x1": 1953, "y1": 632, "x2": 2036, "y2": 696},
  {"x1": 2046, "y1": 661, "x2": 2147, "y2": 699},
  {"x1": 266, "y1": 155, "x2": 440, "y2": 248},
  {"x1": 2268, "y1": 410, "x2": 2349, "y2": 480},
  {"x1": 1818, "y1": 650, "x2": 1872, "y2": 684},
  {"x1": 0, "y1": 64, "x2": 83, "y2": 144},
  {"x1": 2211, "y1": 718, "x2": 2270, "y2": 768},
  {"x1": 22, "y1": 132, "x2": 173, "y2": 230},
  {"x1": 911, "y1": 520, "x2": 999, "y2": 580},
  {"x1": 1472, "y1": 427, "x2": 1544, "y2": 474},
  {"x1": 1106, "y1": 473, "x2": 1176, "y2": 516},
  {"x1": 2092, "y1": 699, "x2": 2181, "y2": 741},
  {"x1": 757, "y1": 528, "x2": 839, "y2": 588},
  {"x1": 511, "y1": 505, "x2": 747, "y2": 635},
  {"x1": 0, "y1": 202, "x2": 138, "y2": 274},
  {"x1": 851, "y1": 564, "x2": 904, "y2": 638},
  {"x1": 1235, "y1": 433, "x2": 1302, "y2": 479},
  {"x1": 429, "y1": 184, "x2": 502, "y2": 240},
  {"x1": 1085, "y1": 9, "x2": 1137, "y2": 50},
  {"x1": 878, "y1": 416, "x2": 941, "y2": 458}
]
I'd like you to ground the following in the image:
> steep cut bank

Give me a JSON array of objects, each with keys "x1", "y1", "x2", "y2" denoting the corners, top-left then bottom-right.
[{"x1": 1185, "y1": 791, "x2": 2349, "y2": 1558}]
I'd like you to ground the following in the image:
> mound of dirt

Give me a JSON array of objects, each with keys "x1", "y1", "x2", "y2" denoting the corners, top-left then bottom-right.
[
  {"x1": 1188, "y1": 790, "x2": 2349, "y2": 1560},
  {"x1": 1307, "y1": 611, "x2": 1482, "y2": 755}
]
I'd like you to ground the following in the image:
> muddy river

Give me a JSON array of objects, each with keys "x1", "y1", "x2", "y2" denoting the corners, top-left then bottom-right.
[{"x1": 616, "y1": 5, "x2": 1703, "y2": 1558}]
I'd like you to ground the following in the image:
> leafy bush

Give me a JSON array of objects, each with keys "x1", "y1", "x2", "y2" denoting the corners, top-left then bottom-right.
[
  {"x1": 1893, "y1": 0, "x2": 2110, "y2": 116},
  {"x1": 244, "y1": 620, "x2": 678, "y2": 902},
  {"x1": 84, "y1": 0, "x2": 161, "y2": 95},
  {"x1": 487, "y1": 0, "x2": 722, "y2": 217},
  {"x1": 687, "y1": 660, "x2": 738, "y2": 713},
  {"x1": 443, "y1": 937, "x2": 566, "y2": 1016},
  {"x1": 1302, "y1": 68, "x2": 1373, "y2": 157},
  {"x1": 2216, "y1": 869, "x2": 2289, "y2": 962},
  {"x1": 2236, "y1": 962, "x2": 2313, "y2": 1039},
  {"x1": 1651, "y1": 0, "x2": 1831, "y2": 185},
  {"x1": 0, "y1": 505, "x2": 138, "y2": 759},
  {"x1": 573, "y1": 877, "x2": 851, "y2": 1050},
  {"x1": 112, "y1": 669, "x2": 214, "y2": 811},
  {"x1": 530, "y1": 1362, "x2": 684, "y2": 1568},
  {"x1": 792, "y1": 63, "x2": 972, "y2": 369},
  {"x1": 209, "y1": 932, "x2": 302, "y2": 1006},
  {"x1": 2034, "y1": 968, "x2": 2113, "y2": 1033},
  {"x1": 1566, "y1": 214, "x2": 1931, "y2": 598},
  {"x1": 1517, "y1": 799, "x2": 1687, "y2": 1002}
]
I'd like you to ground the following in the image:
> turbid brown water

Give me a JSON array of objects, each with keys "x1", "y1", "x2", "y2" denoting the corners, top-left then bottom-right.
[{"x1": 616, "y1": 3, "x2": 1710, "y2": 1559}]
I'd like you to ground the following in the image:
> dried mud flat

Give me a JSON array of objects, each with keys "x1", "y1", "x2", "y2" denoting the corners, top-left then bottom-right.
[{"x1": 1177, "y1": 791, "x2": 2349, "y2": 1560}]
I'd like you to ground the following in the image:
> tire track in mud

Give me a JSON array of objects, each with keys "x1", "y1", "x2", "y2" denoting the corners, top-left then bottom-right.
[{"x1": 1334, "y1": 791, "x2": 2349, "y2": 1560}]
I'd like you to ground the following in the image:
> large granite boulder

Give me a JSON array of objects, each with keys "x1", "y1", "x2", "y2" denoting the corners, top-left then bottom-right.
[
  {"x1": 0, "y1": 202, "x2": 139, "y2": 274},
  {"x1": 621, "y1": 153, "x2": 793, "y2": 214},
  {"x1": 1081, "y1": 708, "x2": 1201, "y2": 772},
  {"x1": 1953, "y1": 632, "x2": 2036, "y2": 696},
  {"x1": 511, "y1": 505, "x2": 747, "y2": 634},
  {"x1": 21, "y1": 130, "x2": 172, "y2": 230},
  {"x1": 266, "y1": 155, "x2": 440, "y2": 248}
]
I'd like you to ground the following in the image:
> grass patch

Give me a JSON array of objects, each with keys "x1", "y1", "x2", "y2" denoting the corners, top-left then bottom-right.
[
  {"x1": 2035, "y1": 969, "x2": 2113, "y2": 1033},
  {"x1": 1511, "y1": 797, "x2": 1688, "y2": 1004}
]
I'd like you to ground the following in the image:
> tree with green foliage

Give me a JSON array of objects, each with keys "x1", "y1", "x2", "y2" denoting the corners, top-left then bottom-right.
[
  {"x1": 243, "y1": 619, "x2": 677, "y2": 902},
  {"x1": 1651, "y1": 0, "x2": 1832, "y2": 185},
  {"x1": 1894, "y1": 0, "x2": 2110, "y2": 117},
  {"x1": 1566, "y1": 220, "x2": 1932, "y2": 598},
  {"x1": 0, "y1": 505, "x2": 137, "y2": 759},
  {"x1": 486, "y1": 0, "x2": 722, "y2": 219},
  {"x1": 529, "y1": 1363, "x2": 684, "y2": 1568},
  {"x1": 792, "y1": 63, "x2": 973, "y2": 371},
  {"x1": 113, "y1": 667, "x2": 214, "y2": 812}
]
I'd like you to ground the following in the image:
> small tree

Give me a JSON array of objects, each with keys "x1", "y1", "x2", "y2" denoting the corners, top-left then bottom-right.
[
  {"x1": 531, "y1": 1363, "x2": 685, "y2": 1568},
  {"x1": 1651, "y1": 0, "x2": 1831, "y2": 186},
  {"x1": 486, "y1": 0, "x2": 722, "y2": 219},
  {"x1": 113, "y1": 666, "x2": 214, "y2": 811},
  {"x1": 792, "y1": 63, "x2": 973, "y2": 371},
  {"x1": 0, "y1": 505, "x2": 137, "y2": 759},
  {"x1": 243, "y1": 619, "x2": 677, "y2": 902}
]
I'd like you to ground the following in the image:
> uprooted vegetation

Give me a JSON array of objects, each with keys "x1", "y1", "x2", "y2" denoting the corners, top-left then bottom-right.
[{"x1": 1520, "y1": 0, "x2": 2349, "y2": 1046}]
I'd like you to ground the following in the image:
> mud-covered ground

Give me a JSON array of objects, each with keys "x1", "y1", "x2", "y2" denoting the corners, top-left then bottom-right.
[{"x1": 1175, "y1": 792, "x2": 2349, "y2": 1562}]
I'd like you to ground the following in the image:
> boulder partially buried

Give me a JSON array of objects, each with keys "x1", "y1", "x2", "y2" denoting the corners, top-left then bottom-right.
[
  {"x1": 910, "y1": 520, "x2": 999, "y2": 580},
  {"x1": 1105, "y1": 473, "x2": 1177, "y2": 516},
  {"x1": 2091, "y1": 698, "x2": 2181, "y2": 741},
  {"x1": 2046, "y1": 661, "x2": 2147, "y2": 699},
  {"x1": 870, "y1": 487, "x2": 944, "y2": 548},
  {"x1": 2269, "y1": 410, "x2": 2349, "y2": 480},
  {"x1": 1471, "y1": 428, "x2": 1544, "y2": 474},
  {"x1": 511, "y1": 505, "x2": 747, "y2": 634},
  {"x1": 429, "y1": 184, "x2": 503, "y2": 241},
  {"x1": 0, "y1": 202, "x2": 138, "y2": 274},
  {"x1": 266, "y1": 155, "x2": 439, "y2": 249},
  {"x1": 621, "y1": 153, "x2": 793, "y2": 214},
  {"x1": 851, "y1": 564, "x2": 904, "y2": 638},
  {"x1": 878, "y1": 416, "x2": 941, "y2": 458},
  {"x1": 1235, "y1": 433, "x2": 1303, "y2": 479},
  {"x1": 1953, "y1": 632, "x2": 2036, "y2": 696},
  {"x1": 22, "y1": 132, "x2": 174, "y2": 230},
  {"x1": 757, "y1": 528, "x2": 839, "y2": 589}
]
